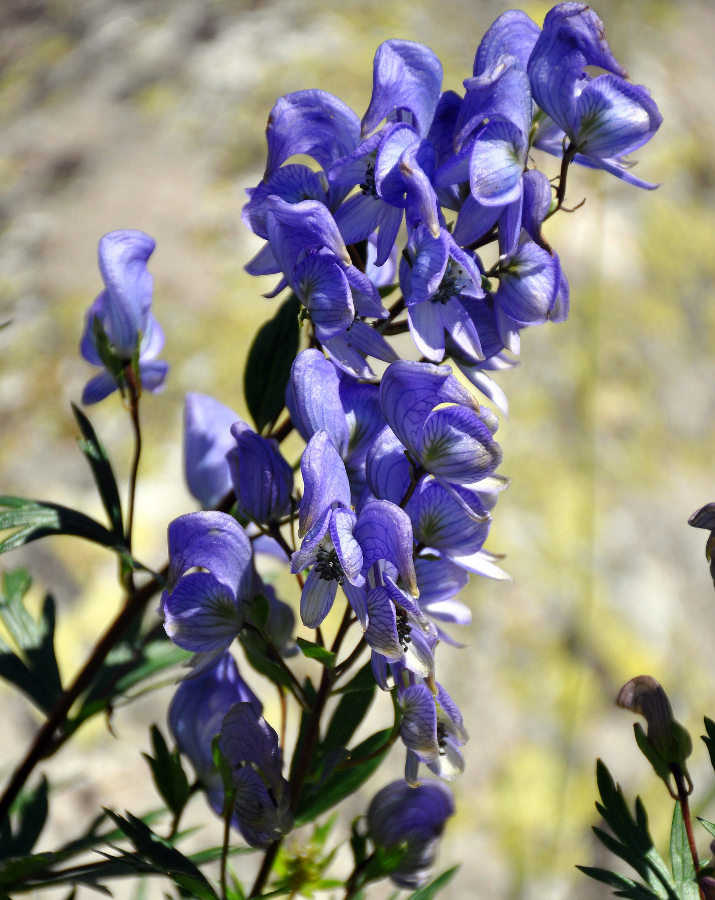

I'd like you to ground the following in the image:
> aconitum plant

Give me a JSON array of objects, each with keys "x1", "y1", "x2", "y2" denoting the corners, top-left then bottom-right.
[{"x1": 0, "y1": 4, "x2": 668, "y2": 898}]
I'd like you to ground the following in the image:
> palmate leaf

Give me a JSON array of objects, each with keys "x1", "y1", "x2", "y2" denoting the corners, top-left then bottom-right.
[
  {"x1": 323, "y1": 661, "x2": 376, "y2": 752},
  {"x1": 0, "y1": 496, "x2": 118, "y2": 555},
  {"x1": 578, "y1": 760, "x2": 678, "y2": 900},
  {"x1": 0, "y1": 570, "x2": 63, "y2": 715},
  {"x1": 142, "y1": 726, "x2": 191, "y2": 821},
  {"x1": 577, "y1": 759, "x2": 688, "y2": 900},
  {"x1": 71, "y1": 403, "x2": 123, "y2": 539}
]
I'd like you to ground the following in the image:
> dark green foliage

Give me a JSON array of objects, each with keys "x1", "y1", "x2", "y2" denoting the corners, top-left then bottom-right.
[
  {"x1": 0, "y1": 496, "x2": 118, "y2": 555},
  {"x1": 577, "y1": 760, "x2": 679, "y2": 899},
  {"x1": 142, "y1": 727, "x2": 191, "y2": 822},
  {"x1": 71, "y1": 403, "x2": 123, "y2": 539},
  {"x1": 323, "y1": 662, "x2": 376, "y2": 751},
  {"x1": 102, "y1": 810, "x2": 219, "y2": 900},
  {"x1": 0, "y1": 569, "x2": 62, "y2": 714},
  {"x1": 294, "y1": 727, "x2": 395, "y2": 825},
  {"x1": 244, "y1": 293, "x2": 301, "y2": 432},
  {"x1": 0, "y1": 778, "x2": 49, "y2": 860}
]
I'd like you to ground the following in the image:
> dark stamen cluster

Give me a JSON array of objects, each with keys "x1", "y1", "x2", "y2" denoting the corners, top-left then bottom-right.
[
  {"x1": 314, "y1": 546, "x2": 345, "y2": 584},
  {"x1": 436, "y1": 722, "x2": 447, "y2": 756},
  {"x1": 430, "y1": 264, "x2": 464, "y2": 305},
  {"x1": 396, "y1": 607, "x2": 412, "y2": 651},
  {"x1": 359, "y1": 163, "x2": 378, "y2": 197}
]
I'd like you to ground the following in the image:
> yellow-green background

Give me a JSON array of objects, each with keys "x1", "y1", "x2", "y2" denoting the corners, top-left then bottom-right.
[{"x1": 1, "y1": 0, "x2": 714, "y2": 897}]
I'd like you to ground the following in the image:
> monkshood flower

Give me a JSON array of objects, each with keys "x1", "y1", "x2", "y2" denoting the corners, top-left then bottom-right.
[
  {"x1": 527, "y1": 2, "x2": 662, "y2": 188},
  {"x1": 378, "y1": 360, "x2": 502, "y2": 502},
  {"x1": 291, "y1": 431, "x2": 417, "y2": 628},
  {"x1": 184, "y1": 393, "x2": 240, "y2": 508},
  {"x1": 400, "y1": 681, "x2": 468, "y2": 782},
  {"x1": 162, "y1": 512, "x2": 252, "y2": 665},
  {"x1": 493, "y1": 240, "x2": 569, "y2": 352},
  {"x1": 80, "y1": 229, "x2": 168, "y2": 403},
  {"x1": 286, "y1": 349, "x2": 385, "y2": 497},
  {"x1": 367, "y1": 779, "x2": 454, "y2": 889},
  {"x1": 226, "y1": 422, "x2": 293, "y2": 526},
  {"x1": 219, "y1": 700, "x2": 293, "y2": 847},
  {"x1": 399, "y1": 225, "x2": 485, "y2": 363},
  {"x1": 364, "y1": 583, "x2": 436, "y2": 678},
  {"x1": 169, "y1": 653, "x2": 292, "y2": 848},
  {"x1": 261, "y1": 198, "x2": 387, "y2": 351}
]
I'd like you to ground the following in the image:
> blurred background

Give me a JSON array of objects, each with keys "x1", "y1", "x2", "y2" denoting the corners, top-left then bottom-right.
[{"x1": 1, "y1": 0, "x2": 714, "y2": 897}]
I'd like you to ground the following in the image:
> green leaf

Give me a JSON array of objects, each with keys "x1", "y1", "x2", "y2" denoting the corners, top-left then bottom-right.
[
  {"x1": 634, "y1": 723, "x2": 675, "y2": 790},
  {"x1": 576, "y1": 865, "x2": 662, "y2": 899},
  {"x1": 244, "y1": 293, "x2": 301, "y2": 432},
  {"x1": 405, "y1": 865, "x2": 460, "y2": 900},
  {"x1": 142, "y1": 726, "x2": 191, "y2": 820},
  {"x1": 698, "y1": 818, "x2": 715, "y2": 839},
  {"x1": 0, "y1": 497, "x2": 118, "y2": 555},
  {"x1": 238, "y1": 630, "x2": 293, "y2": 691},
  {"x1": 0, "y1": 777, "x2": 49, "y2": 859},
  {"x1": 586, "y1": 760, "x2": 677, "y2": 899},
  {"x1": 670, "y1": 804, "x2": 699, "y2": 899},
  {"x1": 294, "y1": 729, "x2": 393, "y2": 825},
  {"x1": 296, "y1": 638, "x2": 335, "y2": 668},
  {"x1": 71, "y1": 404, "x2": 123, "y2": 539},
  {"x1": 0, "y1": 571, "x2": 63, "y2": 715},
  {"x1": 103, "y1": 810, "x2": 218, "y2": 900},
  {"x1": 323, "y1": 662, "x2": 375, "y2": 752}
]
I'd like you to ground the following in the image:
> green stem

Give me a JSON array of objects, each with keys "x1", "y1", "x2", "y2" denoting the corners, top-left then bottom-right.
[{"x1": 673, "y1": 767, "x2": 704, "y2": 898}]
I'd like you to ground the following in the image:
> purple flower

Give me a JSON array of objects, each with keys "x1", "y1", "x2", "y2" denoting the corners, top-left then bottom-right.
[
  {"x1": 528, "y1": 3, "x2": 662, "y2": 188},
  {"x1": 162, "y1": 512, "x2": 253, "y2": 665},
  {"x1": 226, "y1": 422, "x2": 294, "y2": 525},
  {"x1": 184, "y1": 393, "x2": 240, "y2": 509},
  {"x1": 80, "y1": 230, "x2": 168, "y2": 403},
  {"x1": 367, "y1": 779, "x2": 454, "y2": 889}
]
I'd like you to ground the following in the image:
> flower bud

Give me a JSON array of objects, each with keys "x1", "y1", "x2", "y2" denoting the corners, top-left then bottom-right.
[{"x1": 367, "y1": 779, "x2": 454, "y2": 889}]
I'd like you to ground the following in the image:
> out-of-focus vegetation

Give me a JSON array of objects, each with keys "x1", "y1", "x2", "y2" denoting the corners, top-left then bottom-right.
[{"x1": 1, "y1": 0, "x2": 714, "y2": 897}]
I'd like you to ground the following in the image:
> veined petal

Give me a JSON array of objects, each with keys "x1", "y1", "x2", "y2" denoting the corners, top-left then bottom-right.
[
  {"x1": 380, "y1": 360, "x2": 478, "y2": 457},
  {"x1": 266, "y1": 197, "x2": 350, "y2": 280},
  {"x1": 299, "y1": 430, "x2": 351, "y2": 536},
  {"x1": 496, "y1": 242, "x2": 560, "y2": 326},
  {"x1": 362, "y1": 40, "x2": 443, "y2": 138},
  {"x1": 365, "y1": 586, "x2": 402, "y2": 660},
  {"x1": 420, "y1": 405, "x2": 502, "y2": 483},
  {"x1": 415, "y1": 555, "x2": 470, "y2": 607},
  {"x1": 293, "y1": 254, "x2": 354, "y2": 342},
  {"x1": 355, "y1": 500, "x2": 417, "y2": 594},
  {"x1": 409, "y1": 479, "x2": 489, "y2": 555},
  {"x1": 408, "y1": 302, "x2": 446, "y2": 363},
  {"x1": 451, "y1": 548, "x2": 512, "y2": 580},
  {"x1": 167, "y1": 512, "x2": 253, "y2": 598},
  {"x1": 163, "y1": 572, "x2": 241, "y2": 654},
  {"x1": 366, "y1": 426, "x2": 412, "y2": 505},
  {"x1": 469, "y1": 119, "x2": 527, "y2": 206},
  {"x1": 287, "y1": 350, "x2": 349, "y2": 454},
  {"x1": 243, "y1": 165, "x2": 327, "y2": 239},
  {"x1": 265, "y1": 89, "x2": 360, "y2": 176},
  {"x1": 300, "y1": 568, "x2": 338, "y2": 627},
  {"x1": 570, "y1": 74, "x2": 662, "y2": 158},
  {"x1": 227, "y1": 430, "x2": 294, "y2": 525},
  {"x1": 330, "y1": 507, "x2": 364, "y2": 586},
  {"x1": 400, "y1": 683, "x2": 439, "y2": 761},
  {"x1": 473, "y1": 9, "x2": 540, "y2": 75}
]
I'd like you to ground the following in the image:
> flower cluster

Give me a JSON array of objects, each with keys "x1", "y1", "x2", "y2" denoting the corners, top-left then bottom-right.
[{"x1": 139, "y1": 1, "x2": 661, "y2": 884}]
